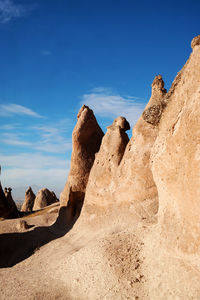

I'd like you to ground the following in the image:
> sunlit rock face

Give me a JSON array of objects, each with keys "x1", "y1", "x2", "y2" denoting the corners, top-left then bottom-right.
[
  {"x1": 150, "y1": 35, "x2": 200, "y2": 254},
  {"x1": 21, "y1": 187, "x2": 36, "y2": 212},
  {"x1": 84, "y1": 75, "x2": 166, "y2": 222},
  {"x1": 84, "y1": 116, "x2": 130, "y2": 207},
  {"x1": 60, "y1": 105, "x2": 104, "y2": 207},
  {"x1": 33, "y1": 188, "x2": 58, "y2": 210}
]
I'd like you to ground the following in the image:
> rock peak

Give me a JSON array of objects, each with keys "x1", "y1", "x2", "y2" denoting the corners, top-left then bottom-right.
[
  {"x1": 60, "y1": 104, "x2": 104, "y2": 206},
  {"x1": 109, "y1": 116, "x2": 130, "y2": 131},
  {"x1": 77, "y1": 104, "x2": 92, "y2": 119},
  {"x1": 152, "y1": 75, "x2": 166, "y2": 93},
  {"x1": 191, "y1": 35, "x2": 200, "y2": 49}
]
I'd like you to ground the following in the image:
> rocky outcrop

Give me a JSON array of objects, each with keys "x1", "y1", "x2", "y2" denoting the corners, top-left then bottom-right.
[
  {"x1": 0, "y1": 180, "x2": 9, "y2": 219},
  {"x1": 150, "y1": 35, "x2": 200, "y2": 254},
  {"x1": 33, "y1": 188, "x2": 58, "y2": 211},
  {"x1": 85, "y1": 116, "x2": 130, "y2": 206},
  {"x1": 84, "y1": 75, "x2": 166, "y2": 221},
  {"x1": 60, "y1": 105, "x2": 104, "y2": 207},
  {"x1": 21, "y1": 187, "x2": 36, "y2": 212},
  {"x1": 0, "y1": 169, "x2": 19, "y2": 219}
]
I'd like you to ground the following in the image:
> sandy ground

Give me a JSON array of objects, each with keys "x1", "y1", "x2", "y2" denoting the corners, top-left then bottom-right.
[
  {"x1": 0, "y1": 203, "x2": 200, "y2": 299},
  {"x1": 0, "y1": 203, "x2": 151, "y2": 300}
]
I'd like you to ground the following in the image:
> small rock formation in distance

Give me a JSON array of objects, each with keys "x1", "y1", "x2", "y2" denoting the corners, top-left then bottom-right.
[
  {"x1": 33, "y1": 188, "x2": 58, "y2": 211},
  {"x1": 0, "y1": 167, "x2": 19, "y2": 219},
  {"x1": 21, "y1": 187, "x2": 36, "y2": 212}
]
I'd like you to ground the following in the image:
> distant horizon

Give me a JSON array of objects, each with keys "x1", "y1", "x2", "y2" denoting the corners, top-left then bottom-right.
[{"x1": 0, "y1": 0, "x2": 199, "y2": 191}]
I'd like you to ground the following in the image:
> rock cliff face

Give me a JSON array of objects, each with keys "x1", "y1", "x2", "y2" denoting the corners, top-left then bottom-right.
[
  {"x1": 151, "y1": 35, "x2": 200, "y2": 254},
  {"x1": 60, "y1": 105, "x2": 104, "y2": 207},
  {"x1": 21, "y1": 187, "x2": 36, "y2": 212},
  {"x1": 33, "y1": 188, "x2": 58, "y2": 210},
  {"x1": 84, "y1": 75, "x2": 166, "y2": 221},
  {"x1": 84, "y1": 116, "x2": 130, "y2": 207}
]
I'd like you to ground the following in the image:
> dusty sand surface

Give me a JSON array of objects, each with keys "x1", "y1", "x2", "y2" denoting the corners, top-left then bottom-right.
[{"x1": 0, "y1": 204, "x2": 151, "y2": 300}]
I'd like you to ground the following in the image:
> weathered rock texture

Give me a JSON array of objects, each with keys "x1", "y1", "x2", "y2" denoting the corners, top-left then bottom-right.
[
  {"x1": 84, "y1": 75, "x2": 166, "y2": 221},
  {"x1": 85, "y1": 116, "x2": 130, "y2": 206},
  {"x1": 151, "y1": 34, "x2": 200, "y2": 253},
  {"x1": 21, "y1": 187, "x2": 36, "y2": 212},
  {"x1": 60, "y1": 105, "x2": 104, "y2": 206},
  {"x1": 33, "y1": 188, "x2": 58, "y2": 210}
]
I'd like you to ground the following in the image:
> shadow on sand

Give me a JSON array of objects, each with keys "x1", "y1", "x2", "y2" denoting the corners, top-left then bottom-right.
[{"x1": 0, "y1": 194, "x2": 84, "y2": 268}]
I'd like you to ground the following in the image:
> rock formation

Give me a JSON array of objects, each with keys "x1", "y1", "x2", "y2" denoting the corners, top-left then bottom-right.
[
  {"x1": 84, "y1": 75, "x2": 166, "y2": 222},
  {"x1": 0, "y1": 179, "x2": 9, "y2": 219},
  {"x1": 85, "y1": 116, "x2": 130, "y2": 207},
  {"x1": 0, "y1": 168, "x2": 19, "y2": 219},
  {"x1": 21, "y1": 187, "x2": 36, "y2": 212},
  {"x1": 0, "y1": 35, "x2": 200, "y2": 300},
  {"x1": 60, "y1": 105, "x2": 104, "y2": 207},
  {"x1": 151, "y1": 34, "x2": 200, "y2": 254},
  {"x1": 33, "y1": 188, "x2": 58, "y2": 210}
]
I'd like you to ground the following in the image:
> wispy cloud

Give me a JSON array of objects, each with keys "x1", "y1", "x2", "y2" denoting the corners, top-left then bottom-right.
[
  {"x1": 0, "y1": 152, "x2": 70, "y2": 192},
  {"x1": 41, "y1": 50, "x2": 52, "y2": 56},
  {"x1": 81, "y1": 88, "x2": 145, "y2": 126},
  {"x1": 1, "y1": 132, "x2": 31, "y2": 146},
  {"x1": 0, "y1": 119, "x2": 72, "y2": 153},
  {"x1": 0, "y1": 103, "x2": 43, "y2": 118},
  {"x1": 32, "y1": 121, "x2": 72, "y2": 153},
  {"x1": 0, "y1": 123, "x2": 20, "y2": 130},
  {"x1": 0, "y1": 0, "x2": 26, "y2": 23},
  {"x1": 0, "y1": 152, "x2": 69, "y2": 169}
]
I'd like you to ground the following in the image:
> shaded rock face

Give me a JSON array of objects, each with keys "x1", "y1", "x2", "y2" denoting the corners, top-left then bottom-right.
[
  {"x1": 21, "y1": 187, "x2": 36, "y2": 212},
  {"x1": 0, "y1": 184, "x2": 18, "y2": 219},
  {"x1": 0, "y1": 181, "x2": 9, "y2": 218},
  {"x1": 60, "y1": 105, "x2": 104, "y2": 206},
  {"x1": 151, "y1": 35, "x2": 200, "y2": 254},
  {"x1": 33, "y1": 189, "x2": 58, "y2": 210}
]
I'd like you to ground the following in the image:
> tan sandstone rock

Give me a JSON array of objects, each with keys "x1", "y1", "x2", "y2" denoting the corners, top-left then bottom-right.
[
  {"x1": 21, "y1": 187, "x2": 36, "y2": 212},
  {"x1": 60, "y1": 105, "x2": 104, "y2": 207},
  {"x1": 85, "y1": 116, "x2": 130, "y2": 207},
  {"x1": 84, "y1": 75, "x2": 166, "y2": 221},
  {"x1": 151, "y1": 35, "x2": 200, "y2": 254},
  {"x1": 33, "y1": 188, "x2": 58, "y2": 210},
  {"x1": 191, "y1": 34, "x2": 200, "y2": 49}
]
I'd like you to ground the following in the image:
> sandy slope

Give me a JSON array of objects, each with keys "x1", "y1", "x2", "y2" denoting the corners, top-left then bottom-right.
[{"x1": 0, "y1": 204, "x2": 151, "y2": 300}]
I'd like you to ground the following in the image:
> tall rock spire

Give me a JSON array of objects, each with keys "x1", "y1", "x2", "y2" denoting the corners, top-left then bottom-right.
[{"x1": 60, "y1": 105, "x2": 104, "y2": 207}]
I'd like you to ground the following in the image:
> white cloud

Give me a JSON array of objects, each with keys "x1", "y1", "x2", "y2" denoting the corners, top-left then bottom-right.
[
  {"x1": 34, "y1": 142, "x2": 71, "y2": 153},
  {"x1": 0, "y1": 152, "x2": 69, "y2": 169},
  {"x1": 0, "y1": 117, "x2": 72, "y2": 155},
  {"x1": 0, "y1": 0, "x2": 37, "y2": 24},
  {"x1": 1, "y1": 167, "x2": 69, "y2": 193},
  {"x1": 32, "y1": 122, "x2": 72, "y2": 153},
  {"x1": 0, "y1": 153, "x2": 70, "y2": 194},
  {"x1": 0, "y1": 0, "x2": 25, "y2": 23},
  {"x1": 1, "y1": 132, "x2": 32, "y2": 146},
  {"x1": 0, "y1": 103, "x2": 43, "y2": 118},
  {"x1": 81, "y1": 88, "x2": 145, "y2": 127}
]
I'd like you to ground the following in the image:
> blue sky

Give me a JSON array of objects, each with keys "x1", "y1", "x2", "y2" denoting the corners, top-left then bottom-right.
[{"x1": 0, "y1": 0, "x2": 199, "y2": 198}]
